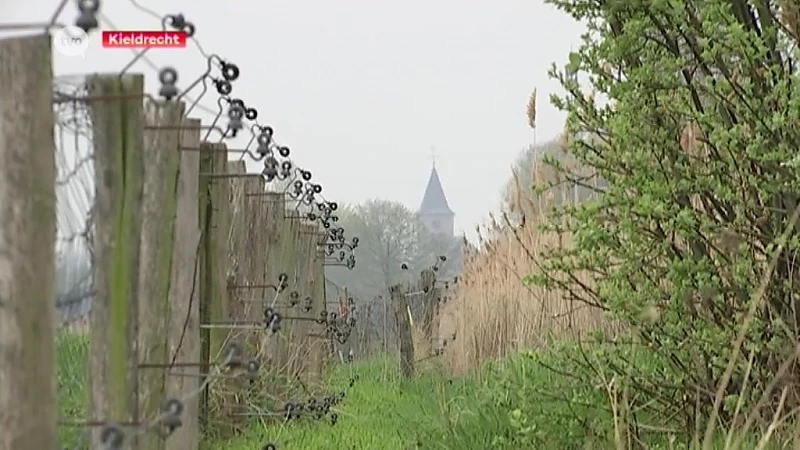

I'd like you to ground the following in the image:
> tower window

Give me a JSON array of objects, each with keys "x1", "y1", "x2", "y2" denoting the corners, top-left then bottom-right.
[{"x1": 432, "y1": 220, "x2": 441, "y2": 230}]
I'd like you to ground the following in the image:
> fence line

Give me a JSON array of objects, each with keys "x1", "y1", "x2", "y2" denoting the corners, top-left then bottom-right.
[
  {"x1": 0, "y1": 5, "x2": 361, "y2": 447},
  {"x1": 0, "y1": 3, "x2": 465, "y2": 449}
]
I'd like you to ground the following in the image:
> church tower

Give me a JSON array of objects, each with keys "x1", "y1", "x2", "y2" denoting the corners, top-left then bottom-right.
[{"x1": 419, "y1": 162, "x2": 455, "y2": 236}]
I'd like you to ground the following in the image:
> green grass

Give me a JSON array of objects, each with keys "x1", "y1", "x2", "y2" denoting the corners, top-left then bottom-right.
[
  {"x1": 56, "y1": 331, "x2": 90, "y2": 448},
  {"x1": 207, "y1": 350, "x2": 617, "y2": 449},
  {"x1": 207, "y1": 359, "x2": 468, "y2": 450},
  {"x1": 56, "y1": 332, "x2": 782, "y2": 449},
  {"x1": 207, "y1": 350, "x2": 778, "y2": 449}
]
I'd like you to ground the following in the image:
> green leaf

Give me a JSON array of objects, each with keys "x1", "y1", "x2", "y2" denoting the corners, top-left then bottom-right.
[{"x1": 567, "y1": 52, "x2": 581, "y2": 73}]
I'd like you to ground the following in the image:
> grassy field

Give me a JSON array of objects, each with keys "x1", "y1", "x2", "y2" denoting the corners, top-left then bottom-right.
[
  {"x1": 206, "y1": 359, "x2": 461, "y2": 450},
  {"x1": 57, "y1": 332, "x2": 777, "y2": 449},
  {"x1": 59, "y1": 332, "x2": 615, "y2": 449}
]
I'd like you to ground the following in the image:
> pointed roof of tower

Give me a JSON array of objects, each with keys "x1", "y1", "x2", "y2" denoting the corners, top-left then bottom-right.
[{"x1": 419, "y1": 165, "x2": 454, "y2": 216}]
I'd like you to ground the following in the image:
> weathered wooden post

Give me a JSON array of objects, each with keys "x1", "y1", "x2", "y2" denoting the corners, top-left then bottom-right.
[
  {"x1": 198, "y1": 142, "x2": 234, "y2": 434},
  {"x1": 289, "y1": 223, "x2": 313, "y2": 376},
  {"x1": 306, "y1": 228, "x2": 328, "y2": 377},
  {"x1": 390, "y1": 284, "x2": 415, "y2": 377},
  {"x1": 336, "y1": 287, "x2": 354, "y2": 362},
  {"x1": 260, "y1": 192, "x2": 285, "y2": 384},
  {"x1": 315, "y1": 228, "x2": 331, "y2": 373},
  {"x1": 276, "y1": 213, "x2": 300, "y2": 380},
  {"x1": 165, "y1": 118, "x2": 202, "y2": 450},
  {"x1": 0, "y1": 34, "x2": 58, "y2": 450},
  {"x1": 224, "y1": 161, "x2": 247, "y2": 325},
  {"x1": 243, "y1": 176, "x2": 268, "y2": 331},
  {"x1": 197, "y1": 142, "x2": 225, "y2": 429},
  {"x1": 419, "y1": 268, "x2": 440, "y2": 356},
  {"x1": 294, "y1": 222, "x2": 328, "y2": 378},
  {"x1": 222, "y1": 160, "x2": 247, "y2": 435},
  {"x1": 361, "y1": 303, "x2": 374, "y2": 356},
  {"x1": 136, "y1": 98, "x2": 186, "y2": 450},
  {"x1": 208, "y1": 145, "x2": 231, "y2": 360},
  {"x1": 87, "y1": 73, "x2": 146, "y2": 448}
]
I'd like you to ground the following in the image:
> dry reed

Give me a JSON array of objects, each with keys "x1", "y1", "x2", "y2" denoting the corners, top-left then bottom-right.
[
  {"x1": 526, "y1": 88, "x2": 537, "y2": 130},
  {"x1": 439, "y1": 147, "x2": 607, "y2": 375}
]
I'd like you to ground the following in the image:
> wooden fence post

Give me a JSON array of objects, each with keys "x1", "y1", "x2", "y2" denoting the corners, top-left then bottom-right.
[
  {"x1": 337, "y1": 287, "x2": 353, "y2": 362},
  {"x1": 419, "y1": 269, "x2": 440, "y2": 356},
  {"x1": 272, "y1": 199, "x2": 300, "y2": 386},
  {"x1": 165, "y1": 118, "x2": 202, "y2": 450},
  {"x1": 289, "y1": 222, "x2": 309, "y2": 376},
  {"x1": 389, "y1": 284, "x2": 415, "y2": 377},
  {"x1": 278, "y1": 215, "x2": 300, "y2": 379},
  {"x1": 87, "y1": 73, "x2": 146, "y2": 448},
  {"x1": 431, "y1": 289, "x2": 442, "y2": 355},
  {"x1": 260, "y1": 192, "x2": 286, "y2": 389},
  {"x1": 312, "y1": 228, "x2": 329, "y2": 375},
  {"x1": 360, "y1": 303, "x2": 374, "y2": 357},
  {"x1": 136, "y1": 98, "x2": 185, "y2": 450},
  {"x1": 223, "y1": 160, "x2": 247, "y2": 434},
  {"x1": 196, "y1": 142, "x2": 213, "y2": 429},
  {"x1": 0, "y1": 34, "x2": 58, "y2": 450},
  {"x1": 225, "y1": 161, "x2": 247, "y2": 324},
  {"x1": 200, "y1": 143, "x2": 234, "y2": 435},
  {"x1": 243, "y1": 177, "x2": 267, "y2": 332},
  {"x1": 208, "y1": 145, "x2": 231, "y2": 360},
  {"x1": 293, "y1": 223, "x2": 322, "y2": 378}
]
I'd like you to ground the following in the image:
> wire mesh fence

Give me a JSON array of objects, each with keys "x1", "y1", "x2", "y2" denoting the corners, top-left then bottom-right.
[
  {"x1": 52, "y1": 75, "x2": 97, "y2": 448},
  {"x1": 54, "y1": 74, "x2": 94, "y2": 330}
]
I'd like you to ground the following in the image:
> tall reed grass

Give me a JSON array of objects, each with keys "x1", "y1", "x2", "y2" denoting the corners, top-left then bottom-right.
[{"x1": 440, "y1": 138, "x2": 609, "y2": 375}]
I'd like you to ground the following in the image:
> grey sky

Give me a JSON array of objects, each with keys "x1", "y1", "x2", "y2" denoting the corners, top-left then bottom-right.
[{"x1": 5, "y1": 0, "x2": 582, "y2": 239}]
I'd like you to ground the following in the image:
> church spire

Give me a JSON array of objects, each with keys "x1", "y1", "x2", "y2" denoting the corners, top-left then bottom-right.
[
  {"x1": 420, "y1": 148, "x2": 454, "y2": 235},
  {"x1": 419, "y1": 164, "x2": 453, "y2": 216}
]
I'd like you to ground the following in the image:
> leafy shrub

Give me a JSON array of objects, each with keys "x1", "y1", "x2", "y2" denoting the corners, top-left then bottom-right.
[{"x1": 533, "y1": 0, "x2": 800, "y2": 440}]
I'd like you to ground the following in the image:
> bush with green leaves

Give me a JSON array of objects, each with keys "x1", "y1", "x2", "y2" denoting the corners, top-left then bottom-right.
[{"x1": 532, "y1": 0, "x2": 800, "y2": 438}]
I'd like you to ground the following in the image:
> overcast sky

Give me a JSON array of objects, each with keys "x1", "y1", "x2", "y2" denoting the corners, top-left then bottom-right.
[{"x1": 3, "y1": 0, "x2": 583, "y2": 239}]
